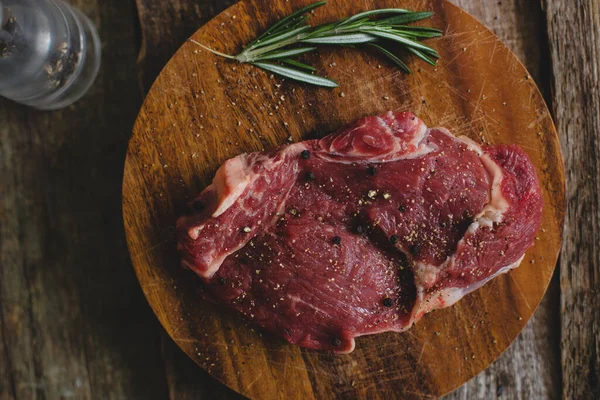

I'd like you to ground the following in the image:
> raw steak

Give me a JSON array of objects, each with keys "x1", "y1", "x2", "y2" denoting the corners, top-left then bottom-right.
[{"x1": 177, "y1": 111, "x2": 543, "y2": 353}]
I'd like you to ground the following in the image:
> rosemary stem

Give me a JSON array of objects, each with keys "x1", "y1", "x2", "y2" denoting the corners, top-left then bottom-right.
[
  {"x1": 188, "y1": 39, "x2": 237, "y2": 60},
  {"x1": 242, "y1": 26, "x2": 367, "y2": 62},
  {"x1": 241, "y1": 34, "x2": 309, "y2": 61}
]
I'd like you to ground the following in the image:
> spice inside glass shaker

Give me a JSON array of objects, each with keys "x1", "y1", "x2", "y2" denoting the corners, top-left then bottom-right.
[{"x1": 0, "y1": 0, "x2": 101, "y2": 110}]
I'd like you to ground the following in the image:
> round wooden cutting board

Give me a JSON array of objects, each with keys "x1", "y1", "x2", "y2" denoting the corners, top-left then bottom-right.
[{"x1": 123, "y1": 0, "x2": 565, "y2": 398}]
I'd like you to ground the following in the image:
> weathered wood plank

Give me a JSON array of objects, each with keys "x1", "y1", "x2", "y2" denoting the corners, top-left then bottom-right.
[
  {"x1": 0, "y1": 0, "x2": 168, "y2": 399},
  {"x1": 543, "y1": 1, "x2": 600, "y2": 398},
  {"x1": 445, "y1": 1, "x2": 561, "y2": 398},
  {"x1": 0, "y1": 301, "x2": 13, "y2": 399}
]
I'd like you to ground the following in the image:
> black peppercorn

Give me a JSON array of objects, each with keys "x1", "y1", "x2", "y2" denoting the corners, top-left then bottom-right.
[
  {"x1": 410, "y1": 244, "x2": 421, "y2": 255},
  {"x1": 332, "y1": 236, "x2": 341, "y2": 245},
  {"x1": 367, "y1": 166, "x2": 377, "y2": 176},
  {"x1": 300, "y1": 150, "x2": 310, "y2": 159},
  {"x1": 390, "y1": 235, "x2": 399, "y2": 244},
  {"x1": 331, "y1": 337, "x2": 342, "y2": 347},
  {"x1": 382, "y1": 298, "x2": 394, "y2": 307},
  {"x1": 218, "y1": 278, "x2": 226, "y2": 285},
  {"x1": 398, "y1": 205, "x2": 406, "y2": 212},
  {"x1": 355, "y1": 225, "x2": 364, "y2": 234},
  {"x1": 306, "y1": 171, "x2": 315, "y2": 181}
]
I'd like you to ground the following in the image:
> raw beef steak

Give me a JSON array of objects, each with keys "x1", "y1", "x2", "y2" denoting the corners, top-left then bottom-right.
[{"x1": 177, "y1": 111, "x2": 543, "y2": 353}]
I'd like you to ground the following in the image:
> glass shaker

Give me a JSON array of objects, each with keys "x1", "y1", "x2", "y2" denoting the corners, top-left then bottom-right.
[{"x1": 0, "y1": 0, "x2": 101, "y2": 110}]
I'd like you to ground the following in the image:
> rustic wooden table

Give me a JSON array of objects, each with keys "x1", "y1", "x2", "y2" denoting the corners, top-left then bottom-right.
[{"x1": 0, "y1": 0, "x2": 597, "y2": 399}]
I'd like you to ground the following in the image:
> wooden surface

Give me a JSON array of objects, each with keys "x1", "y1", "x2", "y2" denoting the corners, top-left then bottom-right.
[
  {"x1": 123, "y1": 0, "x2": 564, "y2": 398},
  {"x1": 1, "y1": 0, "x2": 599, "y2": 399},
  {"x1": 543, "y1": 1, "x2": 600, "y2": 398},
  {"x1": 0, "y1": 1, "x2": 168, "y2": 399}
]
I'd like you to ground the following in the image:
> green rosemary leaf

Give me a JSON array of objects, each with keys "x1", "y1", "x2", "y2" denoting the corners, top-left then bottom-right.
[
  {"x1": 191, "y1": 2, "x2": 441, "y2": 88},
  {"x1": 281, "y1": 58, "x2": 316, "y2": 71},
  {"x1": 251, "y1": 26, "x2": 312, "y2": 50},
  {"x1": 380, "y1": 11, "x2": 435, "y2": 26},
  {"x1": 269, "y1": 15, "x2": 309, "y2": 37},
  {"x1": 406, "y1": 47, "x2": 438, "y2": 66},
  {"x1": 391, "y1": 25, "x2": 442, "y2": 33},
  {"x1": 303, "y1": 33, "x2": 377, "y2": 44},
  {"x1": 247, "y1": 15, "x2": 308, "y2": 49},
  {"x1": 256, "y1": 47, "x2": 317, "y2": 61},
  {"x1": 252, "y1": 61, "x2": 339, "y2": 87},
  {"x1": 287, "y1": 15, "x2": 311, "y2": 30},
  {"x1": 364, "y1": 28, "x2": 439, "y2": 55},
  {"x1": 421, "y1": 46, "x2": 441, "y2": 58},
  {"x1": 367, "y1": 43, "x2": 411, "y2": 73},
  {"x1": 336, "y1": 18, "x2": 371, "y2": 31},
  {"x1": 262, "y1": 1, "x2": 326, "y2": 39},
  {"x1": 392, "y1": 29, "x2": 442, "y2": 39},
  {"x1": 337, "y1": 8, "x2": 411, "y2": 27},
  {"x1": 307, "y1": 21, "x2": 339, "y2": 36}
]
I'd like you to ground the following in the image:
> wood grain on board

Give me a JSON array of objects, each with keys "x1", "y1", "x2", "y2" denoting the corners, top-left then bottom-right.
[
  {"x1": 134, "y1": 0, "x2": 241, "y2": 396},
  {"x1": 124, "y1": 0, "x2": 564, "y2": 398}
]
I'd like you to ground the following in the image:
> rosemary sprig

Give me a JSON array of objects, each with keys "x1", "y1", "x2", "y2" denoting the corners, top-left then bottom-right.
[{"x1": 191, "y1": 1, "x2": 441, "y2": 87}]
